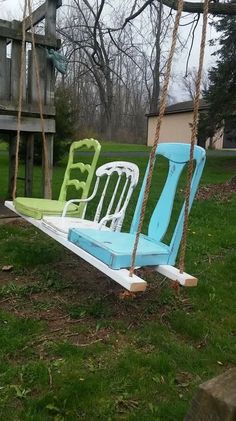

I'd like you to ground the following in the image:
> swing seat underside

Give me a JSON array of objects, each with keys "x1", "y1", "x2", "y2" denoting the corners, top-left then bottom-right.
[{"x1": 68, "y1": 228, "x2": 170, "y2": 270}]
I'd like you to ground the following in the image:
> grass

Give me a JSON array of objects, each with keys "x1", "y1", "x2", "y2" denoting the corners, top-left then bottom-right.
[
  {"x1": 97, "y1": 141, "x2": 150, "y2": 152},
  {"x1": 0, "y1": 140, "x2": 8, "y2": 151},
  {"x1": 0, "y1": 145, "x2": 235, "y2": 419}
]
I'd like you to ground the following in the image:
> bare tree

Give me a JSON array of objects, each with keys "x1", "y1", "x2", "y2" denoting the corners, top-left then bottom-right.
[
  {"x1": 56, "y1": 0, "x2": 230, "y2": 144},
  {"x1": 181, "y1": 67, "x2": 209, "y2": 100}
]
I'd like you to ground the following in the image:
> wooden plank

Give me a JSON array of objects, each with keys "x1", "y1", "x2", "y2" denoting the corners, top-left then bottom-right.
[
  {"x1": 0, "y1": 20, "x2": 12, "y2": 28},
  {"x1": 6, "y1": 58, "x2": 11, "y2": 100},
  {"x1": 155, "y1": 265, "x2": 198, "y2": 287},
  {"x1": 0, "y1": 25, "x2": 61, "y2": 49},
  {"x1": 42, "y1": 133, "x2": 53, "y2": 199},
  {"x1": 25, "y1": 134, "x2": 34, "y2": 196},
  {"x1": 38, "y1": 46, "x2": 47, "y2": 105},
  {"x1": 24, "y1": 0, "x2": 62, "y2": 31},
  {"x1": 0, "y1": 37, "x2": 8, "y2": 100},
  {"x1": 28, "y1": 47, "x2": 47, "y2": 106},
  {"x1": 8, "y1": 135, "x2": 17, "y2": 199},
  {"x1": 11, "y1": 40, "x2": 25, "y2": 103},
  {"x1": 4, "y1": 201, "x2": 148, "y2": 292},
  {"x1": 185, "y1": 368, "x2": 236, "y2": 420},
  {"x1": 0, "y1": 115, "x2": 55, "y2": 132},
  {"x1": 44, "y1": 0, "x2": 57, "y2": 106},
  {"x1": 0, "y1": 100, "x2": 55, "y2": 116},
  {"x1": 45, "y1": 55, "x2": 55, "y2": 105},
  {"x1": 27, "y1": 50, "x2": 37, "y2": 105},
  {"x1": 45, "y1": 0, "x2": 57, "y2": 39}
]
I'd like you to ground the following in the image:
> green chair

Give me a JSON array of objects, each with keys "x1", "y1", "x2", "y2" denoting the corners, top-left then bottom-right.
[{"x1": 14, "y1": 138, "x2": 101, "y2": 219}]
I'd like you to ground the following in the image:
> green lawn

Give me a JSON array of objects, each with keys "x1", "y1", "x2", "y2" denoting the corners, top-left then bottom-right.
[
  {"x1": 98, "y1": 141, "x2": 150, "y2": 152},
  {"x1": 0, "y1": 146, "x2": 235, "y2": 420},
  {"x1": 0, "y1": 141, "x2": 8, "y2": 151}
]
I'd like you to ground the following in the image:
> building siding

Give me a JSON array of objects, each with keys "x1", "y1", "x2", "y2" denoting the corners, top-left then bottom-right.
[{"x1": 147, "y1": 112, "x2": 224, "y2": 149}]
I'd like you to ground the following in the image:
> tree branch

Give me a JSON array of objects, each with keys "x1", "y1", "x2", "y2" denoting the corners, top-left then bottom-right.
[
  {"x1": 121, "y1": 0, "x2": 236, "y2": 27},
  {"x1": 162, "y1": 0, "x2": 236, "y2": 16}
]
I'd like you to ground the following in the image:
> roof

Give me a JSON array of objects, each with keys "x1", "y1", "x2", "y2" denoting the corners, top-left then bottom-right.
[{"x1": 147, "y1": 99, "x2": 208, "y2": 117}]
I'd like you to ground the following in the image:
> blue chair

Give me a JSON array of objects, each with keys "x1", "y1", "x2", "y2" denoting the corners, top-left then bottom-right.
[{"x1": 68, "y1": 143, "x2": 206, "y2": 270}]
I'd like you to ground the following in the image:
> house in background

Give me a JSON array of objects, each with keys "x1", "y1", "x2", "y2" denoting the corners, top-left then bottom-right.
[{"x1": 146, "y1": 99, "x2": 232, "y2": 149}]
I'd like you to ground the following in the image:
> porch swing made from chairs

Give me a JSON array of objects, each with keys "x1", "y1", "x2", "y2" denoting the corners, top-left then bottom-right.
[{"x1": 6, "y1": 0, "x2": 209, "y2": 292}]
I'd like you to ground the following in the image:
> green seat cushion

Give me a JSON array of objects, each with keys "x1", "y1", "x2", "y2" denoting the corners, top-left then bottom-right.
[{"x1": 14, "y1": 197, "x2": 80, "y2": 220}]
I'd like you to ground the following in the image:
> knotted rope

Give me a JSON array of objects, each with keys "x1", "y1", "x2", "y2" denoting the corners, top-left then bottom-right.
[
  {"x1": 129, "y1": 0, "x2": 184, "y2": 276},
  {"x1": 12, "y1": 0, "x2": 52, "y2": 199}
]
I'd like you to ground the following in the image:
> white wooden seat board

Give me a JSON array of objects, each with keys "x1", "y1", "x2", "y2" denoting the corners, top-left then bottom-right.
[{"x1": 42, "y1": 216, "x2": 110, "y2": 237}]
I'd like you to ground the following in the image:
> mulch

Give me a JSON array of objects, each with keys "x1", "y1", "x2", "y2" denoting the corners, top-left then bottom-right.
[{"x1": 196, "y1": 176, "x2": 236, "y2": 201}]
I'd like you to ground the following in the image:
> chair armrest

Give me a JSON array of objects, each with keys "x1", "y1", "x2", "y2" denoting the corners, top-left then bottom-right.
[
  {"x1": 98, "y1": 210, "x2": 123, "y2": 231},
  {"x1": 62, "y1": 178, "x2": 99, "y2": 218}
]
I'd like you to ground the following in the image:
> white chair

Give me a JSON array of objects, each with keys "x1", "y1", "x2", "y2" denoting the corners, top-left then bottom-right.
[{"x1": 42, "y1": 161, "x2": 139, "y2": 236}]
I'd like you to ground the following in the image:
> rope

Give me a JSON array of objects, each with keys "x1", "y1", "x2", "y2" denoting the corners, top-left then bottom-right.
[
  {"x1": 12, "y1": 0, "x2": 52, "y2": 199},
  {"x1": 27, "y1": 0, "x2": 52, "y2": 198},
  {"x1": 12, "y1": 0, "x2": 27, "y2": 200},
  {"x1": 129, "y1": 0, "x2": 184, "y2": 276},
  {"x1": 178, "y1": 0, "x2": 209, "y2": 273}
]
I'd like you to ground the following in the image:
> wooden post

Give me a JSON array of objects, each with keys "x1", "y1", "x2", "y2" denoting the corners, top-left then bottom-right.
[
  {"x1": 25, "y1": 133, "x2": 34, "y2": 196},
  {"x1": 43, "y1": 0, "x2": 58, "y2": 198},
  {"x1": 8, "y1": 134, "x2": 17, "y2": 199},
  {"x1": 0, "y1": 37, "x2": 8, "y2": 99},
  {"x1": 27, "y1": 47, "x2": 46, "y2": 106},
  {"x1": 45, "y1": 0, "x2": 57, "y2": 107},
  {"x1": 11, "y1": 39, "x2": 25, "y2": 103},
  {"x1": 185, "y1": 368, "x2": 236, "y2": 421},
  {"x1": 42, "y1": 133, "x2": 53, "y2": 199},
  {"x1": 45, "y1": 0, "x2": 57, "y2": 39}
]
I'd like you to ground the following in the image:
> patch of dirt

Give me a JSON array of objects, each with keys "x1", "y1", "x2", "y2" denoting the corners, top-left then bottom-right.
[
  {"x1": 0, "y1": 268, "x2": 41, "y2": 287},
  {"x1": 196, "y1": 176, "x2": 236, "y2": 201}
]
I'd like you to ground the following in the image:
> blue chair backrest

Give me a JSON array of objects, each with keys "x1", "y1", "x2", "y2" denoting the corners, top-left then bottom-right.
[{"x1": 130, "y1": 143, "x2": 206, "y2": 265}]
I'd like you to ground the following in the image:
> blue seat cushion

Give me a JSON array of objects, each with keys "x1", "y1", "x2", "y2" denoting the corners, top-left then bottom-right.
[{"x1": 68, "y1": 228, "x2": 170, "y2": 269}]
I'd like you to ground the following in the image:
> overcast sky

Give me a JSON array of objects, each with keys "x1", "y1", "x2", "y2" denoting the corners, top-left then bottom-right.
[
  {"x1": 1, "y1": 0, "x2": 23, "y2": 19},
  {"x1": 2, "y1": 0, "x2": 217, "y2": 101}
]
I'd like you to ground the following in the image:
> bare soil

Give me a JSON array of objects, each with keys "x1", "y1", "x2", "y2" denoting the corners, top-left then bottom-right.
[{"x1": 0, "y1": 245, "x2": 187, "y2": 354}]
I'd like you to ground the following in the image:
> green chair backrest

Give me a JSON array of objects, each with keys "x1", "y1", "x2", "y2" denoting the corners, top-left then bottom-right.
[{"x1": 59, "y1": 138, "x2": 101, "y2": 216}]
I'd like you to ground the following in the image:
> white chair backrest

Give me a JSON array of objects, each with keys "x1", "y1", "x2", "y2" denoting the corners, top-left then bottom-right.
[{"x1": 93, "y1": 161, "x2": 139, "y2": 231}]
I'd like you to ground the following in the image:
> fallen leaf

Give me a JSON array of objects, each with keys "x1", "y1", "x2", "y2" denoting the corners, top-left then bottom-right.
[
  {"x1": 118, "y1": 291, "x2": 136, "y2": 300},
  {"x1": 2, "y1": 265, "x2": 13, "y2": 272}
]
